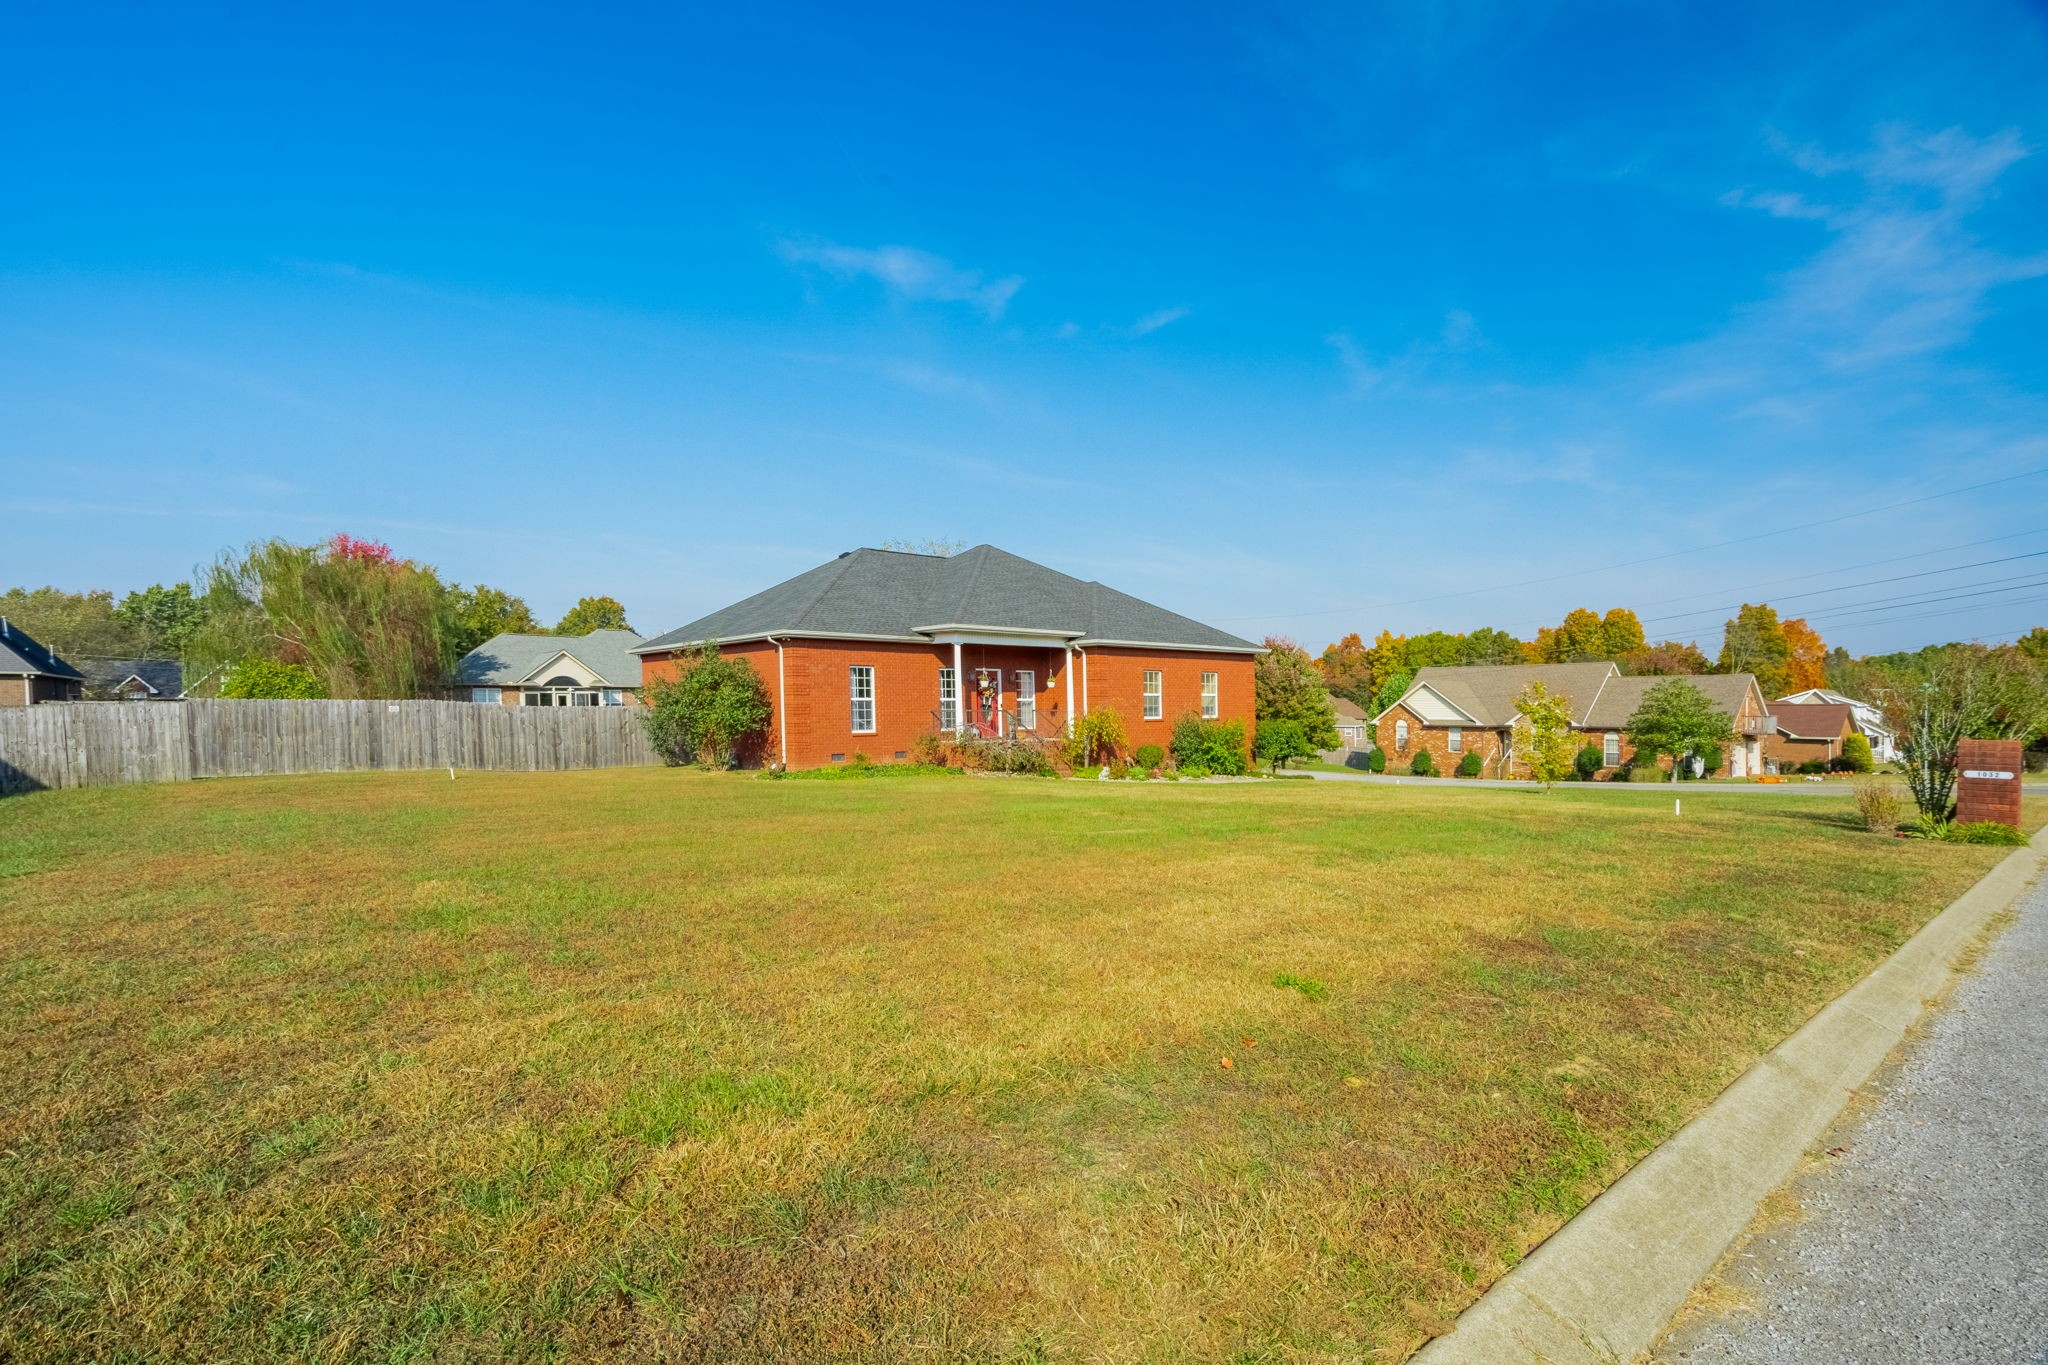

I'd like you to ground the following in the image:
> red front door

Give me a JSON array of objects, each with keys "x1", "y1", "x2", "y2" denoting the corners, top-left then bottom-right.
[{"x1": 970, "y1": 668, "x2": 1002, "y2": 735}]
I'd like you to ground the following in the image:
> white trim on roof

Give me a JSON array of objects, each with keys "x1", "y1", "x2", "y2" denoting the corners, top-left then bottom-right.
[
  {"x1": 916, "y1": 622, "x2": 1085, "y2": 640},
  {"x1": 1073, "y1": 638, "x2": 1266, "y2": 655},
  {"x1": 1371, "y1": 681, "x2": 1480, "y2": 726},
  {"x1": 636, "y1": 630, "x2": 1262, "y2": 656}
]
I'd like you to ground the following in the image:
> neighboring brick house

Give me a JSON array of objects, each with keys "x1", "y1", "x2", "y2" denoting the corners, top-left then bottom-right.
[
  {"x1": 1776, "y1": 687, "x2": 1897, "y2": 761},
  {"x1": 634, "y1": 544, "x2": 1262, "y2": 769},
  {"x1": 452, "y1": 629, "x2": 646, "y2": 706},
  {"x1": 1763, "y1": 701, "x2": 1857, "y2": 768},
  {"x1": 0, "y1": 617, "x2": 84, "y2": 706},
  {"x1": 1373, "y1": 662, "x2": 1774, "y2": 778},
  {"x1": 75, "y1": 658, "x2": 185, "y2": 701}
]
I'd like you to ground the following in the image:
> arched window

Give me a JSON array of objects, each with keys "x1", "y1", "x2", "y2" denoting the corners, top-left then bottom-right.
[{"x1": 1395, "y1": 719, "x2": 1409, "y2": 751}]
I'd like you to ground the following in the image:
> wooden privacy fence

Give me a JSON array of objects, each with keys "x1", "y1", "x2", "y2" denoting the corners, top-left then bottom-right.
[{"x1": 0, "y1": 700, "x2": 660, "y2": 794}]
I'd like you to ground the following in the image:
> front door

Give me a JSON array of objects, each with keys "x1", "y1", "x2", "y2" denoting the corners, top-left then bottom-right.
[{"x1": 970, "y1": 668, "x2": 1003, "y2": 736}]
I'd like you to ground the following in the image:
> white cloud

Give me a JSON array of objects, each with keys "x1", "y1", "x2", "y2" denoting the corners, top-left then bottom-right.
[
  {"x1": 778, "y1": 240, "x2": 1023, "y2": 318},
  {"x1": 1130, "y1": 305, "x2": 1192, "y2": 336}
]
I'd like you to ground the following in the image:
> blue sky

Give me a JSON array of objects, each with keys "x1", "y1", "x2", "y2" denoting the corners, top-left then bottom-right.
[{"x1": 4, "y1": 1, "x2": 2046, "y2": 655}]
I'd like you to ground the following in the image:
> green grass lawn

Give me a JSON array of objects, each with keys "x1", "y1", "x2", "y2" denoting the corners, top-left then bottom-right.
[{"x1": 0, "y1": 770, "x2": 2028, "y2": 1362}]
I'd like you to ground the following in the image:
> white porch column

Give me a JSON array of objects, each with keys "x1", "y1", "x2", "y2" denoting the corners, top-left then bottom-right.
[
  {"x1": 952, "y1": 639, "x2": 964, "y2": 734},
  {"x1": 1063, "y1": 644, "x2": 1075, "y2": 733}
]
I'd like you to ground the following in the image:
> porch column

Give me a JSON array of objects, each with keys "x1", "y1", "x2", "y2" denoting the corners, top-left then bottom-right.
[
  {"x1": 1063, "y1": 644, "x2": 1074, "y2": 733},
  {"x1": 952, "y1": 640, "x2": 964, "y2": 734}
]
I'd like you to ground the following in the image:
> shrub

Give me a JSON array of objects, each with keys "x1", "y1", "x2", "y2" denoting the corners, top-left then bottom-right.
[
  {"x1": 1696, "y1": 741, "x2": 1724, "y2": 776},
  {"x1": 1178, "y1": 762, "x2": 1211, "y2": 779},
  {"x1": 220, "y1": 657, "x2": 323, "y2": 699},
  {"x1": 1853, "y1": 779, "x2": 1907, "y2": 833},
  {"x1": 1107, "y1": 760, "x2": 1128, "y2": 780},
  {"x1": 960, "y1": 734, "x2": 1055, "y2": 776},
  {"x1": 770, "y1": 763, "x2": 961, "y2": 782},
  {"x1": 1624, "y1": 756, "x2": 1665, "y2": 782},
  {"x1": 1456, "y1": 750, "x2": 1483, "y2": 778},
  {"x1": 1128, "y1": 766, "x2": 1152, "y2": 781},
  {"x1": 1841, "y1": 733, "x2": 1875, "y2": 774},
  {"x1": 1827, "y1": 755, "x2": 1859, "y2": 773},
  {"x1": 1066, "y1": 708, "x2": 1128, "y2": 766},
  {"x1": 1797, "y1": 759, "x2": 1827, "y2": 775},
  {"x1": 909, "y1": 731, "x2": 947, "y2": 767},
  {"x1": 1134, "y1": 743, "x2": 1165, "y2": 770},
  {"x1": 1367, "y1": 747, "x2": 1386, "y2": 773},
  {"x1": 642, "y1": 646, "x2": 773, "y2": 768},
  {"x1": 1253, "y1": 719, "x2": 1317, "y2": 771},
  {"x1": 1408, "y1": 749, "x2": 1436, "y2": 777},
  {"x1": 1573, "y1": 743, "x2": 1603, "y2": 782},
  {"x1": 1171, "y1": 714, "x2": 1250, "y2": 776}
]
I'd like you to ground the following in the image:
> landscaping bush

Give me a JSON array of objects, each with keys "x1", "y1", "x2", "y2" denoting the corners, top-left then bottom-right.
[
  {"x1": 1134, "y1": 743, "x2": 1165, "y2": 770},
  {"x1": 1171, "y1": 714, "x2": 1250, "y2": 776},
  {"x1": 1573, "y1": 743, "x2": 1603, "y2": 781},
  {"x1": 642, "y1": 645, "x2": 772, "y2": 767},
  {"x1": 1456, "y1": 751, "x2": 1482, "y2": 778},
  {"x1": 1797, "y1": 759, "x2": 1827, "y2": 775},
  {"x1": 1696, "y1": 741, "x2": 1724, "y2": 776},
  {"x1": 769, "y1": 763, "x2": 960, "y2": 781},
  {"x1": 1940, "y1": 819, "x2": 2029, "y2": 846},
  {"x1": 1107, "y1": 760, "x2": 1128, "y2": 780},
  {"x1": 1853, "y1": 779, "x2": 1907, "y2": 833},
  {"x1": 1367, "y1": 747, "x2": 1386, "y2": 773},
  {"x1": 1065, "y1": 708, "x2": 1128, "y2": 767},
  {"x1": 910, "y1": 731, "x2": 947, "y2": 767},
  {"x1": 220, "y1": 657, "x2": 323, "y2": 699},
  {"x1": 1827, "y1": 755, "x2": 1859, "y2": 773},
  {"x1": 1408, "y1": 749, "x2": 1436, "y2": 777},
  {"x1": 1253, "y1": 719, "x2": 1317, "y2": 771},
  {"x1": 963, "y1": 734, "x2": 1056, "y2": 776},
  {"x1": 1178, "y1": 763, "x2": 1211, "y2": 779},
  {"x1": 1841, "y1": 733, "x2": 1875, "y2": 774},
  {"x1": 1623, "y1": 756, "x2": 1666, "y2": 782}
]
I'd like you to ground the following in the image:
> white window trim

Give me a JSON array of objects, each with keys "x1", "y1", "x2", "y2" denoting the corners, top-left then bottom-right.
[
  {"x1": 1395, "y1": 719, "x2": 1409, "y2": 751},
  {"x1": 1142, "y1": 670, "x2": 1163, "y2": 720},
  {"x1": 1200, "y1": 671, "x2": 1218, "y2": 719},
  {"x1": 1448, "y1": 726, "x2": 1462, "y2": 753},
  {"x1": 850, "y1": 665, "x2": 876, "y2": 734},
  {"x1": 938, "y1": 667, "x2": 958, "y2": 732},
  {"x1": 1015, "y1": 670, "x2": 1036, "y2": 729},
  {"x1": 1603, "y1": 732, "x2": 1620, "y2": 766}
]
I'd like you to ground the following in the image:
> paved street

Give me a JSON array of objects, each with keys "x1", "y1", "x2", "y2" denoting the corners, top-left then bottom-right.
[{"x1": 1655, "y1": 867, "x2": 2048, "y2": 1365}]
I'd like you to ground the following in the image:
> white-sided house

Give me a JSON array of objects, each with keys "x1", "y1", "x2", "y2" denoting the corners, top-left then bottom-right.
[
  {"x1": 1775, "y1": 687, "x2": 1897, "y2": 761},
  {"x1": 453, "y1": 629, "x2": 645, "y2": 707}
]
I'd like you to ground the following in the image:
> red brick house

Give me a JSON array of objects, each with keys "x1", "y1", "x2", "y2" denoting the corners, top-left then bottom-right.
[
  {"x1": 634, "y1": 545, "x2": 1261, "y2": 768},
  {"x1": 1373, "y1": 662, "x2": 1774, "y2": 778},
  {"x1": 1763, "y1": 701, "x2": 1857, "y2": 768},
  {"x1": 0, "y1": 617, "x2": 85, "y2": 706}
]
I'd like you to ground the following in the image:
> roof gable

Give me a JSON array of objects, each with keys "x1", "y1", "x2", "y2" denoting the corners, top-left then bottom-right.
[
  {"x1": 635, "y1": 545, "x2": 1259, "y2": 655},
  {"x1": 75, "y1": 658, "x2": 184, "y2": 696},
  {"x1": 1766, "y1": 701, "x2": 1857, "y2": 739},
  {"x1": 455, "y1": 629, "x2": 645, "y2": 687},
  {"x1": 1392, "y1": 662, "x2": 1620, "y2": 727}
]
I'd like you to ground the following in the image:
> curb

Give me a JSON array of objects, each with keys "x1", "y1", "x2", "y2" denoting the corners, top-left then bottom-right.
[{"x1": 1411, "y1": 831, "x2": 2048, "y2": 1365}]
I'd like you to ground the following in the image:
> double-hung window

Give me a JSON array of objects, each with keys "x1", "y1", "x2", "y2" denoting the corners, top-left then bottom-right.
[
  {"x1": 1603, "y1": 732, "x2": 1620, "y2": 767},
  {"x1": 470, "y1": 686, "x2": 498, "y2": 705},
  {"x1": 1142, "y1": 670, "x2": 1162, "y2": 720},
  {"x1": 1395, "y1": 719, "x2": 1409, "y2": 751},
  {"x1": 1448, "y1": 727, "x2": 1462, "y2": 753},
  {"x1": 1200, "y1": 672, "x2": 1218, "y2": 719},
  {"x1": 938, "y1": 667, "x2": 958, "y2": 731},
  {"x1": 1015, "y1": 670, "x2": 1035, "y2": 729},
  {"x1": 850, "y1": 666, "x2": 876, "y2": 734}
]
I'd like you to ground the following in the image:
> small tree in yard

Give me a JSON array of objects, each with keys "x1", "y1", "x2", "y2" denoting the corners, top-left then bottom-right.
[
  {"x1": 1876, "y1": 644, "x2": 2048, "y2": 818},
  {"x1": 1255, "y1": 719, "x2": 1316, "y2": 771},
  {"x1": 1840, "y1": 733, "x2": 1875, "y2": 774},
  {"x1": 641, "y1": 646, "x2": 771, "y2": 767},
  {"x1": 1256, "y1": 637, "x2": 1341, "y2": 750},
  {"x1": 1512, "y1": 681, "x2": 1577, "y2": 790},
  {"x1": 1625, "y1": 678, "x2": 1735, "y2": 784}
]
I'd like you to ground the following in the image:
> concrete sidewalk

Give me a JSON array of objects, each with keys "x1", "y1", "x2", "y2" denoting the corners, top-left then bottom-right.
[{"x1": 1653, "y1": 871, "x2": 2048, "y2": 1365}]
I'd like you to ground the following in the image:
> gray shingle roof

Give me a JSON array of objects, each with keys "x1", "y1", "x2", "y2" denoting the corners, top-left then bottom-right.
[
  {"x1": 635, "y1": 545, "x2": 1260, "y2": 655},
  {"x1": 1582, "y1": 673, "x2": 1759, "y2": 728},
  {"x1": 1407, "y1": 662, "x2": 1620, "y2": 727},
  {"x1": 75, "y1": 658, "x2": 185, "y2": 697},
  {"x1": 1399, "y1": 662, "x2": 1762, "y2": 730},
  {"x1": 0, "y1": 618, "x2": 83, "y2": 680},
  {"x1": 455, "y1": 629, "x2": 646, "y2": 687}
]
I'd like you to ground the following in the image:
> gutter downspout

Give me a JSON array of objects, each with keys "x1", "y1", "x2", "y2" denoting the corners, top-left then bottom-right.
[
  {"x1": 767, "y1": 635, "x2": 789, "y2": 769},
  {"x1": 953, "y1": 639, "x2": 965, "y2": 735}
]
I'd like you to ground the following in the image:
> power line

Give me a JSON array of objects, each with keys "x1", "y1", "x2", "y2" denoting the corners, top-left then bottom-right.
[
  {"x1": 1244, "y1": 464, "x2": 2048, "y2": 627},
  {"x1": 1622, "y1": 527, "x2": 2048, "y2": 615},
  {"x1": 1638, "y1": 551, "x2": 2048, "y2": 628},
  {"x1": 1808, "y1": 594, "x2": 2048, "y2": 638},
  {"x1": 1790, "y1": 573, "x2": 2048, "y2": 626}
]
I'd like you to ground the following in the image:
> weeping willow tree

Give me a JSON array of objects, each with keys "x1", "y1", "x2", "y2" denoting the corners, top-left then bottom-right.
[{"x1": 188, "y1": 535, "x2": 458, "y2": 699}]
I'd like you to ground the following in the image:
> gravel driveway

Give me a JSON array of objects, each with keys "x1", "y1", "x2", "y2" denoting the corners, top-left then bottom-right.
[{"x1": 1654, "y1": 868, "x2": 2048, "y2": 1365}]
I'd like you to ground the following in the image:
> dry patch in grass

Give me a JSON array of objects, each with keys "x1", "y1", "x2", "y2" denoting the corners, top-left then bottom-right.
[{"x1": 0, "y1": 770, "x2": 2027, "y2": 1362}]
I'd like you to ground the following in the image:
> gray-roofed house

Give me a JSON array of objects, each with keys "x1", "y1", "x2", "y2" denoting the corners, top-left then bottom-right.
[
  {"x1": 454, "y1": 629, "x2": 646, "y2": 707},
  {"x1": 634, "y1": 544, "x2": 1263, "y2": 768},
  {"x1": 1373, "y1": 662, "x2": 1774, "y2": 779},
  {"x1": 0, "y1": 617, "x2": 85, "y2": 706},
  {"x1": 75, "y1": 658, "x2": 186, "y2": 701}
]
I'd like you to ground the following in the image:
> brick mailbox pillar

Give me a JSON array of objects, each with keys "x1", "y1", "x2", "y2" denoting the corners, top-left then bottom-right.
[{"x1": 1955, "y1": 738, "x2": 2023, "y2": 829}]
